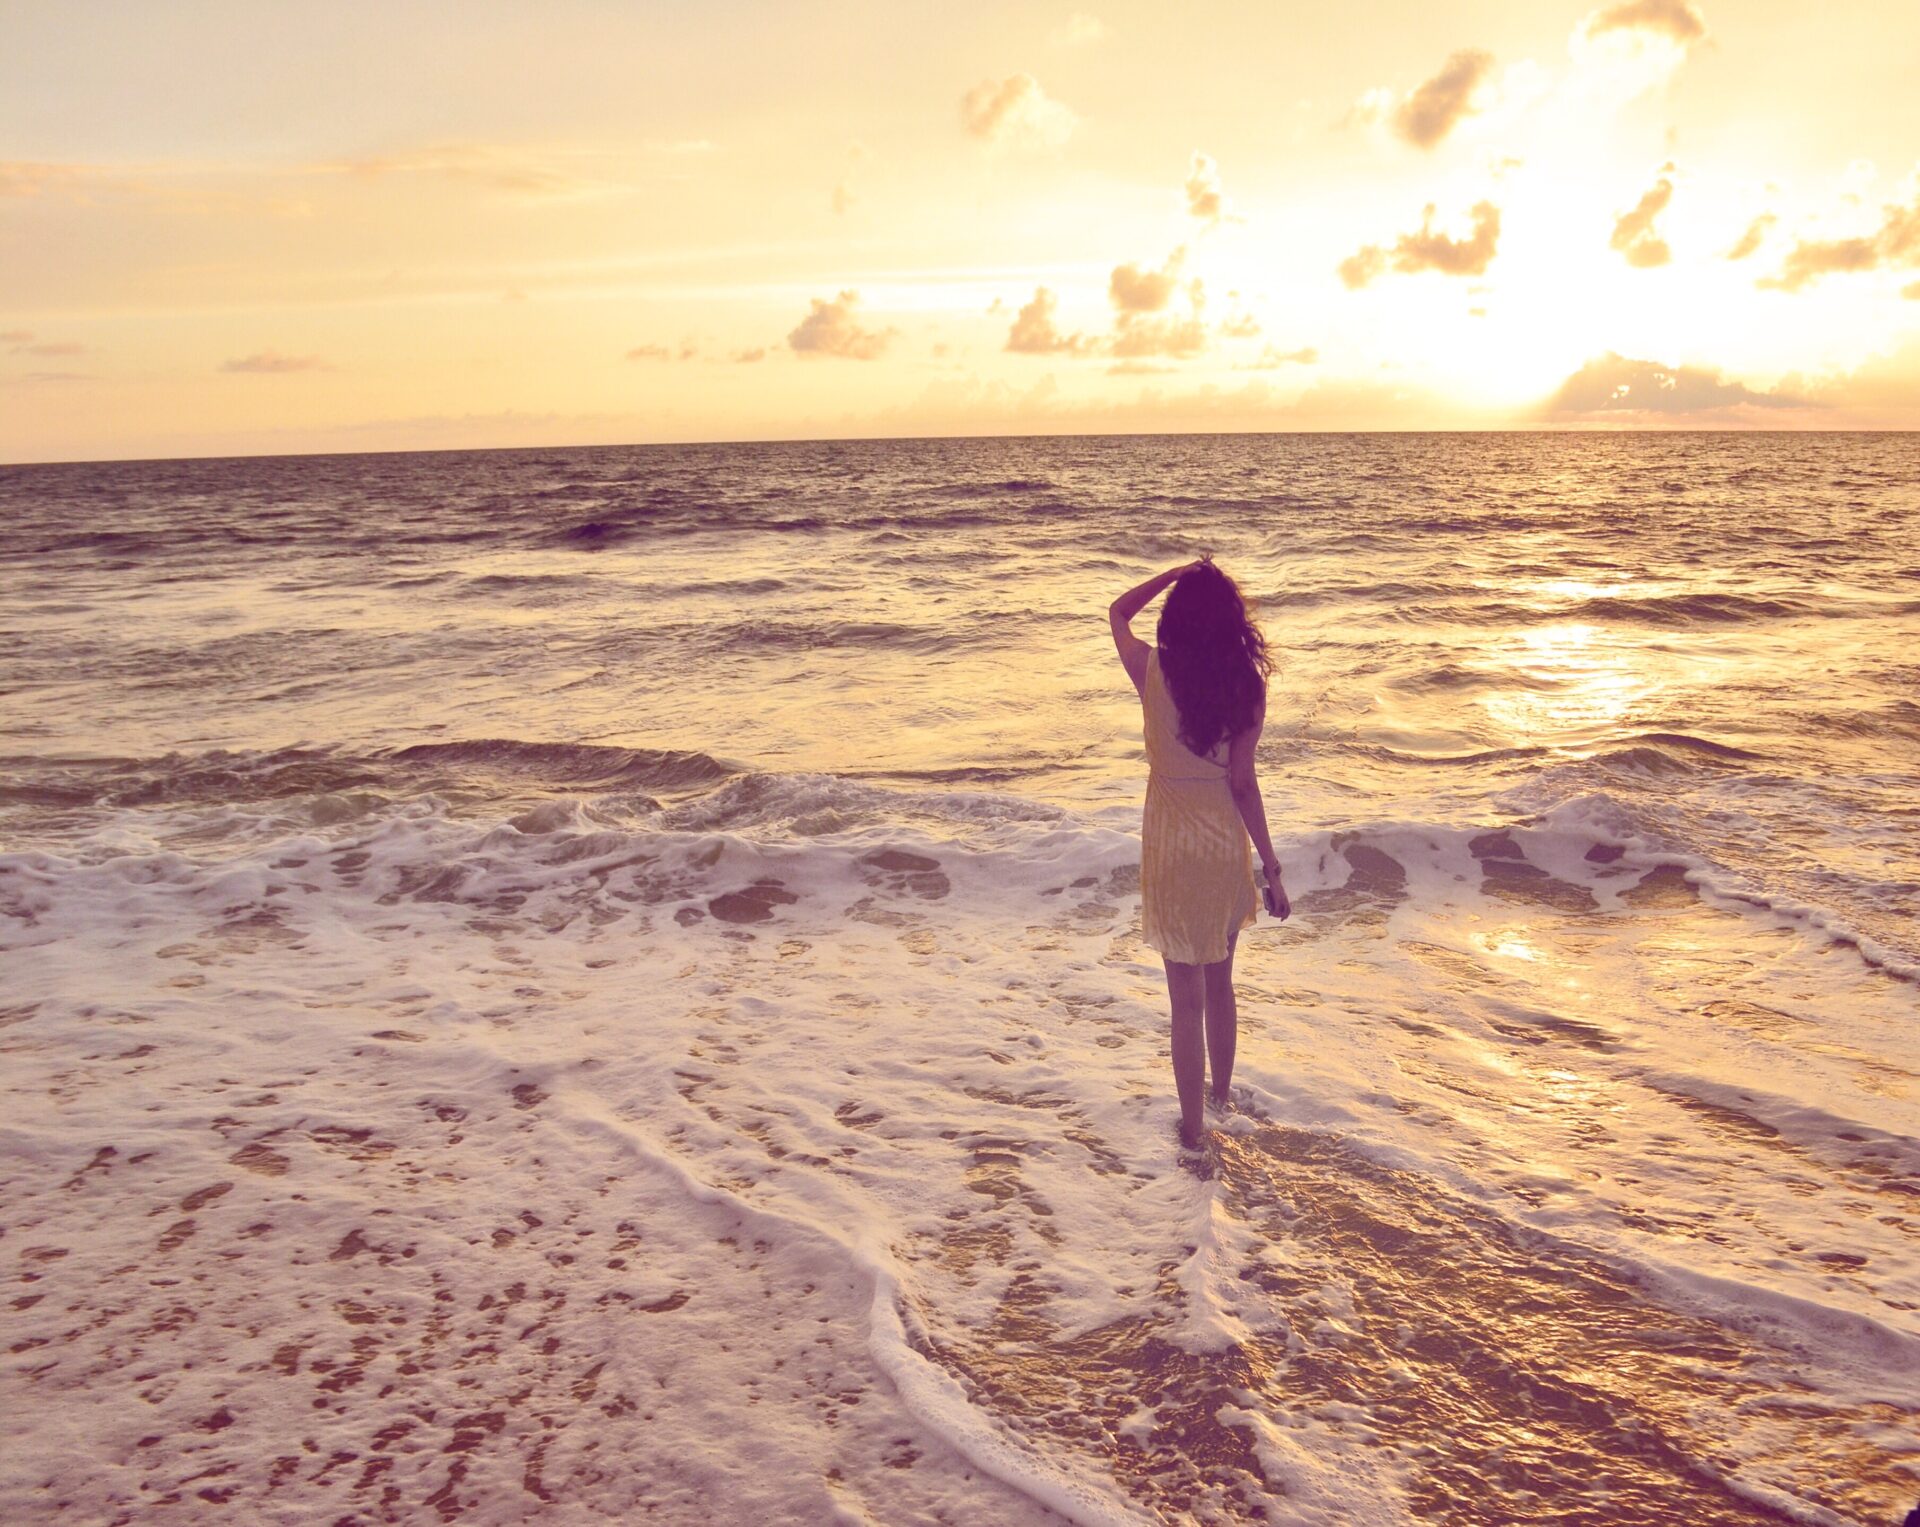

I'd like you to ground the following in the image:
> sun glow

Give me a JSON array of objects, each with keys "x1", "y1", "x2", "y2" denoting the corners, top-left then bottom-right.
[{"x1": 2, "y1": 1, "x2": 1917, "y2": 461}]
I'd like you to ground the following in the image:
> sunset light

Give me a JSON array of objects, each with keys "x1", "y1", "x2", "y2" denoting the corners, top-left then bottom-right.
[
  {"x1": 3, "y1": 7, "x2": 1916, "y2": 1527},
  {"x1": 5, "y1": 1, "x2": 1920, "y2": 462}
]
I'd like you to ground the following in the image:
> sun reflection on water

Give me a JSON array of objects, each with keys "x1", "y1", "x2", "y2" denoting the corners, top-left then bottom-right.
[
  {"x1": 1478, "y1": 928, "x2": 1546, "y2": 963},
  {"x1": 1480, "y1": 621, "x2": 1655, "y2": 744}
]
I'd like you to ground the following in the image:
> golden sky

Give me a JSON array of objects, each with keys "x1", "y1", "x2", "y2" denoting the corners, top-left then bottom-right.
[{"x1": 5, "y1": 0, "x2": 1919, "y2": 461}]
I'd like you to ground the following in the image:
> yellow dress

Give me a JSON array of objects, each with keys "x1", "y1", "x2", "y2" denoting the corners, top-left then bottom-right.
[{"x1": 1140, "y1": 648, "x2": 1259, "y2": 964}]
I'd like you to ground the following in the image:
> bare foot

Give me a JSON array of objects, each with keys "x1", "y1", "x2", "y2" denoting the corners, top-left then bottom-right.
[
  {"x1": 1178, "y1": 1119, "x2": 1206, "y2": 1152},
  {"x1": 1206, "y1": 1088, "x2": 1232, "y2": 1112}
]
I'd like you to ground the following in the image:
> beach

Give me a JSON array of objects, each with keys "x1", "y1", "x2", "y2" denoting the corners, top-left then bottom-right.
[{"x1": 3, "y1": 432, "x2": 1917, "y2": 1524}]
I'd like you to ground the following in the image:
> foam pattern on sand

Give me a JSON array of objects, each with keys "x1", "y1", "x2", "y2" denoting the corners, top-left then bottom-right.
[{"x1": 4, "y1": 772, "x2": 1916, "y2": 1524}]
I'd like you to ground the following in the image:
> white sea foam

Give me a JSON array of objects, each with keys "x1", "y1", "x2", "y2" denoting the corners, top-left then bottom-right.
[{"x1": 4, "y1": 773, "x2": 1915, "y2": 1522}]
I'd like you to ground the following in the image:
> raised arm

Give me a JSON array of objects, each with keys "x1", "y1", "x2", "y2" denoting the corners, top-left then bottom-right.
[
  {"x1": 1109, "y1": 562, "x2": 1198, "y2": 695},
  {"x1": 1227, "y1": 690, "x2": 1289, "y2": 918}
]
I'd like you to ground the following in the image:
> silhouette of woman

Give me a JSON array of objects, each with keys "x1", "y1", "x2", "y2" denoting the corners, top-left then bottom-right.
[{"x1": 1109, "y1": 558, "x2": 1289, "y2": 1150}]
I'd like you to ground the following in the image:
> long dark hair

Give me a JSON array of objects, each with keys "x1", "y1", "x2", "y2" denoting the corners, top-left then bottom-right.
[{"x1": 1155, "y1": 559, "x2": 1273, "y2": 757}]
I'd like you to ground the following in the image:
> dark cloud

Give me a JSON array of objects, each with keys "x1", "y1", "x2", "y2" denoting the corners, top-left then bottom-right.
[
  {"x1": 1546, "y1": 352, "x2": 1806, "y2": 416},
  {"x1": 1343, "y1": 201, "x2": 1502, "y2": 287},
  {"x1": 1583, "y1": 0, "x2": 1707, "y2": 44},
  {"x1": 1393, "y1": 50, "x2": 1494, "y2": 149},
  {"x1": 221, "y1": 351, "x2": 331, "y2": 374},
  {"x1": 1005, "y1": 287, "x2": 1092, "y2": 355},
  {"x1": 1611, "y1": 175, "x2": 1674, "y2": 267},
  {"x1": 1726, "y1": 213, "x2": 1774, "y2": 261},
  {"x1": 787, "y1": 290, "x2": 894, "y2": 359},
  {"x1": 1108, "y1": 250, "x2": 1186, "y2": 313},
  {"x1": 1760, "y1": 195, "x2": 1920, "y2": 291}
]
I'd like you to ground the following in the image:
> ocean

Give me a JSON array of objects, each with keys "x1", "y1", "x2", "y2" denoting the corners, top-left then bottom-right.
[{"x1": 2, "y1": 432, "x2": 1916, "y2": 1525}]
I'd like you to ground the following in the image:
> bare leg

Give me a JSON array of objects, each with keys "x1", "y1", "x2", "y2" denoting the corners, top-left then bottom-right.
[
  {"x1": 1203, "y1": 930, "x2": 1238, "y2": 1105},
  {"x1": 1163, "y1": 958, "x2": 1207, "y2": 1148}
]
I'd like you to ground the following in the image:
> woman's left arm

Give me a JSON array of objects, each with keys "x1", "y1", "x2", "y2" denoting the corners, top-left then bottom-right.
[{"x1": 1109, "y1": 563, "x2": 1196, "y2": 693}]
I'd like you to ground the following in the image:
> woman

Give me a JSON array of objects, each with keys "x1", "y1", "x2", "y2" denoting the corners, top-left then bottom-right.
[{"x1": 1109, "y1": 558, "x2": 1289, "y2": 1151}]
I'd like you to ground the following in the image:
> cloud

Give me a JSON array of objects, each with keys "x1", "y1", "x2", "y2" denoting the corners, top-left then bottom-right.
[
  {"x1": 626, "y1": 344, "x2": 672, "y2": 361},
  {"x1": 18, "y1": 370, "x2": 94, "y2": 384},
  {"x1": 1219, "y1": 313, "x2": 1260, "y2": 339},
  {"x1": 0, "y1": 161, "x2": 95, "y2": 198},
  {"x1": 221, "y1": 350, "x2": 331, "y2": 374},
  {"x1": 1582, "y1": 0, "x2": 1707, "y2": 44},
  {"x1": 1184, "y1": 153, "x2": 1226, "y2": 224},
  {"x1": 1393, "y1": 50, "x2": 1494, "y2": 149},
  {"x1": 1053, "y1": 12, "x2": 1108, "y2": 46},
  {"x1": 831, "y1": 180, "x2": 855, "y2": 215},
  {"x1": 1108, "y1": 249, "x2": 1186, "y2": 313},
  {"x1": 1237, "y1": 345, "x2": 1319, "y2": 370},
  {"x1": 1906, "y1": 281, "x2": 1920, "y2": 300},
  {"x1": 787, "y1": 290, "x2": 894, "y2": 360},
  {"x1": 1102, "y1": 252, "x2": 1208, "y2": 358},
  {"x1": 4, "y1": 332, "x2": 89, "y2": 356},
  {"x1": 1759, "y1": 192, "x2": 1920, "y2": 291},
  {"x1": 1342, "y1": 201, "x2": 1502, "y2": 287},
  {"x1": 1786, "y1": 332, "x2": 1920, "y2": 424},
  {"x1": 1393, "y1": 201, "x2": 1502, "y2": 274},
  {"x1": 1005, "y1": 287, "x2": 1092, "y2": 355},
  {"x1": 1726, "y1": 213, "x2": 1775, "y2": 261},
  {"x1": 1338, "y1": 246, "x2": 1388, "y2": 290},
  {"x1": 960, "y1": 75, "x2": 1077, "y2": 150},
  {"x1": 329, "y1": 142, "x2": 599, "y2": 197},
  {"x1": 732, "y1": 347, "x2": 768, "y2": 363},
  {"x1": 1110, "y1": 312, "x2": 1208, "y2": 359},
  {"x1": 1761, "y1": 236, "x2": 1880, "y2": 291},
  {"x1": 1611, "y1": 174, "x2": 1674, "y2": 267},
  {"x1": 1107, "y1": 360, "x2": 1175, "y2": 376},
  {"x1": 1545, "y1": 352, "x2": 1806, "y2": 417}
]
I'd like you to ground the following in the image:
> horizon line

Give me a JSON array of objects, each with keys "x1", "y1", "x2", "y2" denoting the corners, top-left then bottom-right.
[{"x1": 7, "y1": 422, "x2": 1916, "y2": 471}]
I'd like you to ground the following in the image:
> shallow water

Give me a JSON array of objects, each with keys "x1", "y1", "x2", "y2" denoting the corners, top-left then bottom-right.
[{"x1": 1, "y1": 433, "x2": 1916, "y2": 1524}]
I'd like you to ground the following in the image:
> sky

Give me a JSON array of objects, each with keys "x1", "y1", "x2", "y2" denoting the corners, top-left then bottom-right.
[{"x1": 4, "y1": 0, "x2": 1920, "y2": 462}]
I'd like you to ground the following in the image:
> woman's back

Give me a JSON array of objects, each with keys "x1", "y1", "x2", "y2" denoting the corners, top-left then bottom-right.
[{"x1": 1143, "y1": 649, "x2": 1231, "y2": 781}]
